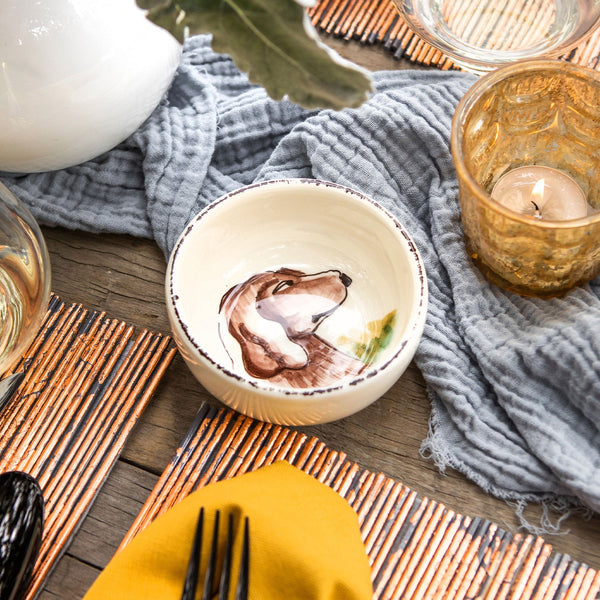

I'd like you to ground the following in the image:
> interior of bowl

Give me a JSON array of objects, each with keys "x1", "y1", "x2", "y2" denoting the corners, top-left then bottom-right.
[{"x1": 169, "y1": 180, "x2": 424, "y2": 392}]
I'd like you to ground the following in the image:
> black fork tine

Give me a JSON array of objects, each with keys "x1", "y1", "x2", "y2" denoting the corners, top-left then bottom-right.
[
  {"x1": 180, "y1": 507, "x2": 204, "y2": 600},
  {"x1": 234, "y1": 517, "x2": 250, "y2": 600},
  {"x1": 201, "y1": 510, "x2": 221, "y2": 600},
  {"x1": 180, "y1": 509, "x2": 249, "y2": 600},
  {"x1": 217, "y1": 514, "x2": 234, "y2": 600}
]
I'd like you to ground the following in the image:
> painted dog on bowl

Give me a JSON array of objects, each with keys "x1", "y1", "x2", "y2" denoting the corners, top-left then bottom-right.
[{"x1": 219, "y1": 268, "x2": 367, "y2": 389}]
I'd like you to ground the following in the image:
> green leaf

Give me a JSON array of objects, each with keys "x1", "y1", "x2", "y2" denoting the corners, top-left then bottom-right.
[{"x1": 138, "y1": 0, "x2": 373, "y2": 110}]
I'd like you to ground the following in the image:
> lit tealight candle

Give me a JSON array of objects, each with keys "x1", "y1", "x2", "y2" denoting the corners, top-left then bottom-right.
[{"x1": 491, "y1": 166, "x2": 589, "y2": 221}]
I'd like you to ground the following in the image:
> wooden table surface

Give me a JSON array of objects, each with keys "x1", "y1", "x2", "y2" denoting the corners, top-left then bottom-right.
[{"x1": 34, "y1": 37, "x2": 600, "y2": 600}]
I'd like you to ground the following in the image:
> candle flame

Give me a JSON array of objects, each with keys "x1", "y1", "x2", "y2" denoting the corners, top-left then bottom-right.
[
  {"x1": 531, "y1": 178, "x2": 545, "y2": 204},
  {"x1": 530, "y1": 178, "x2": 545, "y2": 218}
]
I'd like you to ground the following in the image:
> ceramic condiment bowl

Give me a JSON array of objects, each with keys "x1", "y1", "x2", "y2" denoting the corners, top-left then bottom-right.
[{"x1": 166, "y1": 179, "x2": 428, "y2": 426}]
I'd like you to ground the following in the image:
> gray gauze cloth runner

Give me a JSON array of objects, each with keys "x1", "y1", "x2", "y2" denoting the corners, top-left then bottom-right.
[{"x1": 3, "y1": 35, "x2": 600, "y2": 520}]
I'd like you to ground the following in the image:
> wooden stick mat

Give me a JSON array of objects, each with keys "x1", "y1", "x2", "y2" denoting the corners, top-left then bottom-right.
[
  {"x1": 1, "y1": 294, "x2": 176, "y2": 600},
  {"x1": 310, "y1": 0, "x2": 600, "y2": 71},
  {"x1": 122, "y1": 402, "x2": 600, "y2": 599}
]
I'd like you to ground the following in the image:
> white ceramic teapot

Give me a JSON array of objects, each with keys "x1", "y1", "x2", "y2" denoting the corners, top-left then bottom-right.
[{"x1": 0, "y1": 0, "x2": 182, "y2": 173}]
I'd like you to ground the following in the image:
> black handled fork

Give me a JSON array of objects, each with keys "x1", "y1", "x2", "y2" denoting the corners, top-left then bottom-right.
[{"x1": 180, "y1": 508, "x2": 250, "y2": 600}]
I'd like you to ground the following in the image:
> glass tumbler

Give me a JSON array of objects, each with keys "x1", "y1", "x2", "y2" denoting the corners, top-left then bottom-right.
[
  {"x1": 392, "y1": 0, "x2": 600, "y2": 73},
  {"x1": 0, "y1": 182, "x2": 51, "y2": 376},
  {"x1": 451, "y1": 59, "x2": 600, "y2": 298}
]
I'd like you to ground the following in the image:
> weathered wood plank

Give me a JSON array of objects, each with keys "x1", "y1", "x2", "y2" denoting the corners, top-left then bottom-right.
[{"x1": 37, "y1": 557, "x2": 98, "y2": 600}]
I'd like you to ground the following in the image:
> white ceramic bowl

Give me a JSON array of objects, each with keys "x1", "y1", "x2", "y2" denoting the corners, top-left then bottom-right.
[{"x1": 166, "y1": 179, "x2": 428, "y2": 426}]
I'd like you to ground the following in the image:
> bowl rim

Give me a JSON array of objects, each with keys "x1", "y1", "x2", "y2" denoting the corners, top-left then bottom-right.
[
  {"x1": 451, "y1": 58, "x2": 600, "y2": 230},
  {"x1": 166, "y1": 178, "x2": 428, "y2": 398}
]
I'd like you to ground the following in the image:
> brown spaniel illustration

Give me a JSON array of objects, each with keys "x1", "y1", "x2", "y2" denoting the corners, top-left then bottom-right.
[{"x1": 219, "y1": 268, "x2": 367, "y2": 388}]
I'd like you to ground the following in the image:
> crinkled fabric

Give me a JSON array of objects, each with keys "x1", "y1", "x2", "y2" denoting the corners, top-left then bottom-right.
[{"x1": 3, "y1": 35, "x2": 600, "y2": 515}]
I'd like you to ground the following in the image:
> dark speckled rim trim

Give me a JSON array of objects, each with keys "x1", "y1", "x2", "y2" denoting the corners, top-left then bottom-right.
[{"x1": 167, "y1": 179, "x2": 427, "y2": 397}]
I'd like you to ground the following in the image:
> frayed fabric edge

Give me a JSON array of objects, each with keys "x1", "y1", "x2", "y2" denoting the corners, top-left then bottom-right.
[
  {"x1": 506, "y1": 498, "x2": 593, "y2": 537},
  {"x1": 419, "y1": 390, "x2": 592, "y2": 536}
]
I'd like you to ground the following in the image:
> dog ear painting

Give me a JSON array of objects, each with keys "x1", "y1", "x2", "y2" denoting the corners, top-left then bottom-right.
[{"x1": 219, "y1": 267, "x2": 397, "y2": 389}]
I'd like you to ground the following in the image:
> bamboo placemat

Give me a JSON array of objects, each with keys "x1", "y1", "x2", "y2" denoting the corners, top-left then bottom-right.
[
  {"x1": 310, "y1": 0, "x2": 600, "y2": 71},
  {"x1": 122, "y1": 402, "x2": 600, "y2": 600},
  {"x1": 1, "y1": 294, "x2": 176, "y2": 600}
]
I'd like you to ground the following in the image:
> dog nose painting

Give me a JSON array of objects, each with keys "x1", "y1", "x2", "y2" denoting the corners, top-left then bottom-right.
[{"x1": 219, "y1": 267, "x2": 397, "y2": 389}]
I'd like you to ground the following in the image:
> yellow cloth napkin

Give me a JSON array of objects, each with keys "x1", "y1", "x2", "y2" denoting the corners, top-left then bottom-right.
[{"x1": 84, "y1": 461, "x2": 373, "y2": 599}]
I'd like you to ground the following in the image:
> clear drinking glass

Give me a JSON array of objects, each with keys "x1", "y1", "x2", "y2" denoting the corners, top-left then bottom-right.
[
  {"x1": 0, "y1": 182, "x2": 51, "y2": 376},
  {"x1": 451, "y1": 59, "x2": 600, "y2": 298},
  {"x1": 392, "y1": 0, "x2": 600, "y2": 73}
]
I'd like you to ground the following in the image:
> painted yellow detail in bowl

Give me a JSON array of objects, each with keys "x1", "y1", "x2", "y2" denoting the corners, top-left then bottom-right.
[{"x1": 337, "y1": 310, "x2": 397, "y2": 366}]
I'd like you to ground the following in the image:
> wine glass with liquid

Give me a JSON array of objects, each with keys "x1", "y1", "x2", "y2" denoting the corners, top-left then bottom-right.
[{"x1": 0, "y1": 182, "x2": 51, "y2": 378}]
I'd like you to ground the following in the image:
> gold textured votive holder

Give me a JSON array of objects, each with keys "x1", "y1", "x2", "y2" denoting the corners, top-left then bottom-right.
[{"x1": 451, "y1": 59, "x2": 600, "y2": 298}]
